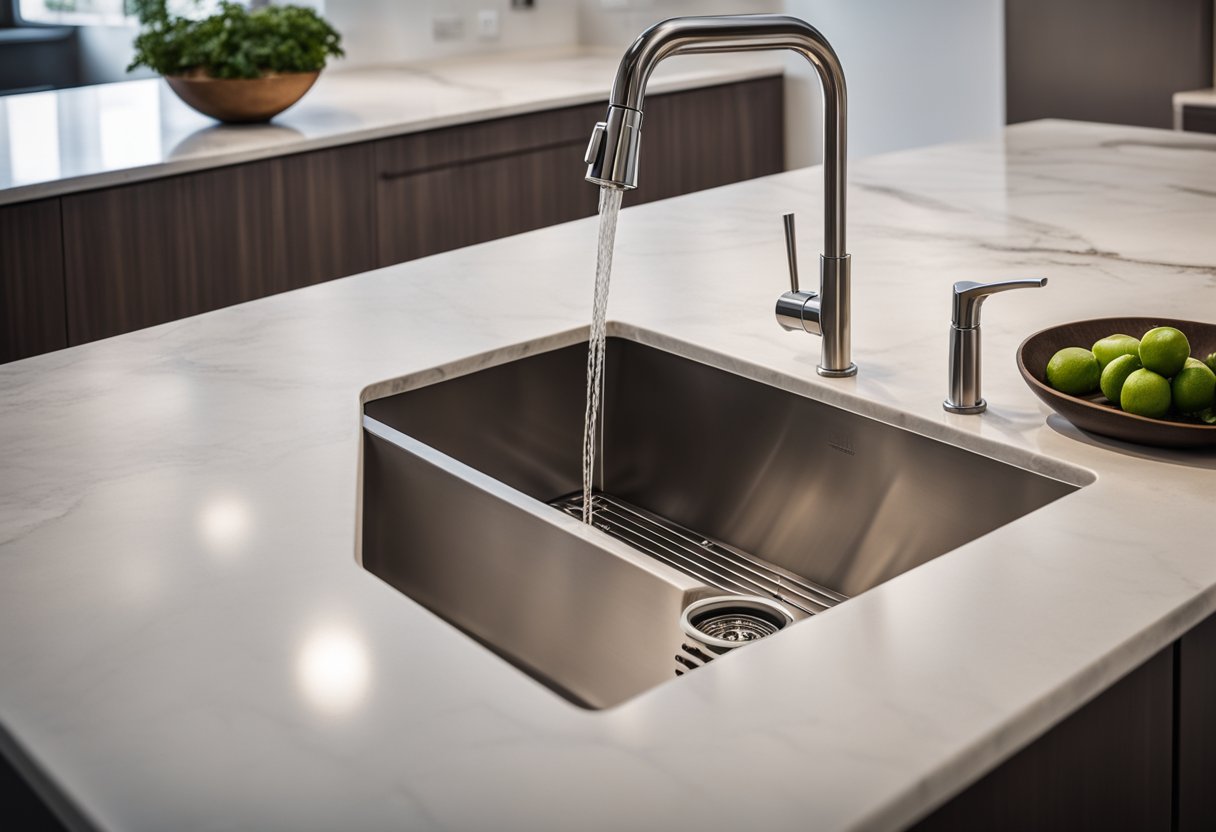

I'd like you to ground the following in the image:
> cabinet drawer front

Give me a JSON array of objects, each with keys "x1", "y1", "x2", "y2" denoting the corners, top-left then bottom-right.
[
  {"x1": 374, "y1": 102, "x2": 604, "y2": 179},
  {"x1": 377, "y1": 141, "x2": 598, "y2": 266}
]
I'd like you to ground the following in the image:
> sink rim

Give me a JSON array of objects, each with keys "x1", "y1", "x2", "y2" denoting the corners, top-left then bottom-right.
[{"x1": 358, "y1": 322, "x2": 1097, "y2": 491}]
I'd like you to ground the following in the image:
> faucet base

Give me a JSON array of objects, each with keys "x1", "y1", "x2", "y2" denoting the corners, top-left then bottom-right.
[
  {"x1": 943, "y1": 398, "x2": 987, "y2": 414},
  {"x1": 818, "y1": 363, "x2": 858, "y2": 378}
]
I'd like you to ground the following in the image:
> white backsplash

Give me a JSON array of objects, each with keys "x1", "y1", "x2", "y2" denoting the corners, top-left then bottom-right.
[
  {"x1": 324, "y1": 0, "x2": 578, "y2": 67},
  {"x1": 576, "y1": 0, "x2": 773, "y2": 48}
]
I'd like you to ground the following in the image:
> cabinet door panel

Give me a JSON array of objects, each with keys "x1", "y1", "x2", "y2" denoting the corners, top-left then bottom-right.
[
  {"x1": 912, "y1": 647, "x2": 1173, "y2": 831},
  {"x1": 1, "y1": 198, "x2": 66, "y2": 363},
  {"x1": 1179, "y1": 613, "x2": 1216, "y2": 831},
  {"x1": 377, "y1": 141, "x2": 597, "y2": 265},
  {"x1": 62, "y1": 144, "x2": 375, "y2": 345}
]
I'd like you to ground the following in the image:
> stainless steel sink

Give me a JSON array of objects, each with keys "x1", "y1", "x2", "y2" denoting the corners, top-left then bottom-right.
[{"x1": 360, "y1": 336, "x2": 1081, "y2": 709}]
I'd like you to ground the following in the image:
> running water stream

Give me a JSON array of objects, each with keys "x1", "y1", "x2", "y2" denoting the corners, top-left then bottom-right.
[{"x1": 581, "y1": 186, "x2": 625, "y2": 523}]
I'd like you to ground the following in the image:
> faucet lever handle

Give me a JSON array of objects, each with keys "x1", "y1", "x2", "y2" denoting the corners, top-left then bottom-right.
[
  {"x1": 951, "y1": 277, "x2": 1047, "y2": 329},
  {"x1": 782, "y1": 213, "x2": 801, "y2": 294},
  {"x1": 775, "y1": 212, "x2": 820, "y2": 333}
]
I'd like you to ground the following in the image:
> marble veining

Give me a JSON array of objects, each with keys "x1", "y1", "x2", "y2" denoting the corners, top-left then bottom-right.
[
  {"x1": 1, "y1": 120, "x2": 1216, "y2": 831},
  {"x1": 0, "y1": 47, "x2": 783, "y2": 205}
]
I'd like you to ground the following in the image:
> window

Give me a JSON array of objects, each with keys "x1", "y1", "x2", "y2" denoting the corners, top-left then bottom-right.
[
  {"x1": 17, "y1": 0, "x2": 135, "y2": 26},
  {"x1": 16, "y1": 0, "x2": 221, "y2": 26}
]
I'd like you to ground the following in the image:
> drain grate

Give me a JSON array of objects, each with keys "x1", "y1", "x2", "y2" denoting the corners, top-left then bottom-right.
[
  {"x1": 694, "y1": 611, "x2": 782, "y2": 642},
  {"x1": 550, "y1": 492, "x2": 847, "y2": 617},
  {"x1": 676, "y1": 595, "x2": 796, "y2": 675}
]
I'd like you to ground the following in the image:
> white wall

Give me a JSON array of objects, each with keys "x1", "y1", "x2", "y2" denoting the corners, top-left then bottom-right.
[
  {"x1": 781, "y1": 0, "x2": 1004, "y2": 165},
  {"x1": 324, "y1": 0, "x2": 577, "y2": 68},
  {"x1": 577, "y1": 0, "x2": 769, "y2": 48}
]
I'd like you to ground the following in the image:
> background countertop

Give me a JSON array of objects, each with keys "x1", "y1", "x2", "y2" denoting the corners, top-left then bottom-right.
[
  {"x1": 0, "y1": 47, "x2": 783, "y2": 206},
  {"x1": 1, "y1": 120, "x2": 1215, "y2": 831}
]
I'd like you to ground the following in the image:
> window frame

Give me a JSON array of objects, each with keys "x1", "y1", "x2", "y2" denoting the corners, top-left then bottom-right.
[{"x1": 12, "y1": 0, "x2": 136, "y2": 28}]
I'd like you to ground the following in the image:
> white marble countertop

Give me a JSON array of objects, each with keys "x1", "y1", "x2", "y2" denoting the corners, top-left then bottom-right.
[
  {"x1": 3, "y1": 120, "x2": 1216, "y2": 832},
  {"x1": 0, "y1": 46, "x2": 783, "y2": 206}
]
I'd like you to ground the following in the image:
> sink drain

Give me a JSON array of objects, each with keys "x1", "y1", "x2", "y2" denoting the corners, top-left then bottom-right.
[{"x1": 676, "y1": 595, "x2": 794, "y2": 675}]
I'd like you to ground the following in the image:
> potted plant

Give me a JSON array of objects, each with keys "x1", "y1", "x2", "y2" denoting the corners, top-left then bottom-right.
[{"x1": 128, "y1": 0, "x2": 344, "y2": 123}]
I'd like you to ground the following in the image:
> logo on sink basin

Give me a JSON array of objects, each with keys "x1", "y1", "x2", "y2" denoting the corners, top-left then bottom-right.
[{"x1": 827, "y1": 436, "x2": 856, "y2": 455}]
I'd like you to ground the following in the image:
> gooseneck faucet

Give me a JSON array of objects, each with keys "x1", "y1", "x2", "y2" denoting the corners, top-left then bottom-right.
[{"x1": 584, "y1": 14, "x2": 856, "y2": 377}]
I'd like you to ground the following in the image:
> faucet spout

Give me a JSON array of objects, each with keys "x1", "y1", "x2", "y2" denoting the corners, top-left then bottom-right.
[{"x1": 585, "y1": 14, "x2": 855, "y2": 376}]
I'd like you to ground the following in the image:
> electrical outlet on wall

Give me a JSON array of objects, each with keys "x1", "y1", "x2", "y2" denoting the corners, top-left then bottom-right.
[
  {"x1": 432, "y1": 13, "x2": 465, "y2": 42},
  {"x1": 477, "y1": 9, "x2": 500, "y2": 40}
]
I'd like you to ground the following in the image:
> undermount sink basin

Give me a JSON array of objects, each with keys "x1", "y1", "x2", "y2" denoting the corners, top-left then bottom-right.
[{"x1": 359, "y1": 335, "x2": 1082, "y2": 709}]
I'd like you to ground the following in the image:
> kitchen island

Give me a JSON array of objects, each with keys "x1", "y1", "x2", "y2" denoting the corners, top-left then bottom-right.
[{"x1": 1, "y1": 119, "x2": 1214, "y2": 831}]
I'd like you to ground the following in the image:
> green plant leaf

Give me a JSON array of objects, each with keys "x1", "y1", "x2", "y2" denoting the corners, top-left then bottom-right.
[{"x1": 128, "y1": 1, "x2": 344, "y2": 79}]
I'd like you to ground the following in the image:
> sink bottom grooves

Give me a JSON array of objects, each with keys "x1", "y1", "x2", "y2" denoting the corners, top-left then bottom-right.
[{"x1": 550, "y1": 492, "x2": 848, "y2": 617}]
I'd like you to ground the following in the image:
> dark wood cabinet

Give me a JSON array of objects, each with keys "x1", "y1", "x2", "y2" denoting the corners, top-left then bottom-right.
[
  {"x1": 1179, "y1": 613, "x2": 1216, "y2": 831},
  {"x1": 374, "y1": 101, "x2": 600, "y2": 265},
  {"x1": 62, "y1": 143, "x2": 377, "y2": 345},
  {"x1": 1, "y1": 75, "x2": 783, "y2": 361},
  {"x1": 374, "y1": 77, "x2": 784, "y2": 267},
  {"x1": 912, "y1": 647, "x2": 1174, "y2": 831},
  {"x1": 1181, "y1": 106, "x2": 1216, "y2": 135},
  {"x1": 627, "y1": 76, "x2": 785, "y2": 207},
  {"x1": 1, "y1": 199, "x2": 66, "y2": 364}
]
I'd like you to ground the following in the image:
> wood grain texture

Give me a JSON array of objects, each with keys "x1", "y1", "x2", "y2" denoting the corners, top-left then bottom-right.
[
  {"x1": 41, "y1": 77, "x2": 782, "y2": 347},
  {"x1": 375, "y1": 102, "x2": 602, "y2": 180},
  {"x1": 375, "y1": 77, "x2": 784, "y2": 266},
  {"x1": 1179, "y1": 613, "x2": 1216, "y2": 831},
  {"x1": 62, "y1": 144, "x2": 376, "y2": 345},
  {"x1": 1, "y1": 198, "x2": 66, "y2": 364},
  {"x1": 374, "y1": 101, "x2": 601, "y2": 266},
  {"x1": 1006, "y1": 0, "x2": 1213, "y2": 128},
  {"x1": 377, "y1": 141, "x2": 597, "y2": 265},
  {"x1": 911, "y1": 647, "x2": 1174, "y2": 831},
  {"x1": 627, "y1": 76, "x2": 785, "y2": 208}
]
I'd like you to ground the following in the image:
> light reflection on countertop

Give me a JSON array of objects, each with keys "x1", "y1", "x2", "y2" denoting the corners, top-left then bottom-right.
[
  {"x1": 0, "y1": 47, "x2": 784, "y2": 205},
  {"x1": 198, "y1": 496, "x2": 252, "y2": 559},
  {"x1": 296, "y1": 622, "x2": 372, "y2": 717}
]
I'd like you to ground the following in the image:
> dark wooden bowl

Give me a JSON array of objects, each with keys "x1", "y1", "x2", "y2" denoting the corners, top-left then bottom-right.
[{"x1": 1017, "y1": 317, "x2": 1216, "y2": 448}]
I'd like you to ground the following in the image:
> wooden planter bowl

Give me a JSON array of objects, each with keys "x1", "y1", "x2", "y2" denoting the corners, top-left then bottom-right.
[
  {"x1": 166, "y1": 69, "x2": 320, "y2": 124},
  {"x1": 1017, "y1": 317, "x2": 1216, "y2": 449}
]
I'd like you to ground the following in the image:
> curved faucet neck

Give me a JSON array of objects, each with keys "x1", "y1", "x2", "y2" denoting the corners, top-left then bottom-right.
[{"x1": 601, "y1": 14, "x2": 848, "y2": 258}]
